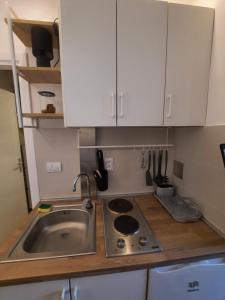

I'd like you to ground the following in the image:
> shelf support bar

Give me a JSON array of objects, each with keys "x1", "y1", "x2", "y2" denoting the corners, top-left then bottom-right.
[
  {"x1": 77, "y1": 144, "x2": 174, "y2": 150},
  {"x1": 23, "y1": 118, "x2": 39, "y2": 129},
  {"x1": 5, "y1": 1, "x2": 23, "y2": 128}
]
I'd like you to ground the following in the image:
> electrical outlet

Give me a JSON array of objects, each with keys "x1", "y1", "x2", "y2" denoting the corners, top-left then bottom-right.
[
  {"x1": 173, "y1": 160, "x2": 183, "y2": 179},
  {"x1": 46, "y1": 162, "x2": 62, "y2": 173},
  {"x1": 104, "y1": 157, "x2": 114, "y2": 171}
]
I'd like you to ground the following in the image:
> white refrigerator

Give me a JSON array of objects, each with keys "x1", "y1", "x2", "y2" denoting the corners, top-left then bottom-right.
[{"x1": 148, "y1": 258, "x2": 225, "y2": 300}]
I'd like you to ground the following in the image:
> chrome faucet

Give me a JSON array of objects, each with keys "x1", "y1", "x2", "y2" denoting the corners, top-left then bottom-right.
[{"x1": 72, "y1": 173, "x2": 93, "y2": 209}]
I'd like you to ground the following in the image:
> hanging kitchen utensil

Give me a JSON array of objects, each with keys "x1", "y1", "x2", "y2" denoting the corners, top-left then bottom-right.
[
  {"x1": 93, "y1": 149, "x2": 108, "y2": 191},
  {"x1": 153, "y1": 150, "x2": 156, "y2": 181},
  {"x1": 141, "y1": 150, "x2": 146, "y2": 169},
  {"x1": 93, "y1": 169, "x2": 104, "y2": 191},
  {"x1": 146, "y1": 151, "x2": 153, "y2": 186},
  {"x1": 162, "y1": 149, "x2": 169, "y2": 183},
  {"x1": 220, "y1": 144, "x2": 225, "y2": 167},
  {"x1": 155, "y1": 150, "x2": 163, "y2": 185}
]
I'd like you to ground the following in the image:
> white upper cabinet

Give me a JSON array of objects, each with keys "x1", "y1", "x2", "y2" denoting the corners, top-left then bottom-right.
[
  {"x1": 117, "y1": 0, "x2": 167, "y2": 126},
  {"x1": 60, "y1": 0, "x2": 167, "y2": 127},
  {"x1": 164, "y1": 4, "x2": 214, "y2": 126},
  {"x1": 60, "y1": 0, "x2": 117, "y2": 127},
  {"x1": 70, "y1": 270, "x2": 147, "y2": 300},
  {"x1": 60, "y1": 1, "x2": 214, "y2": 127}
]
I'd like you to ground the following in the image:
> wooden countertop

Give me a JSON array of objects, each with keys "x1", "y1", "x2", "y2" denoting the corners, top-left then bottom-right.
[{"x1": 0, "y1": 194, "x2": 225, "y2": 287}]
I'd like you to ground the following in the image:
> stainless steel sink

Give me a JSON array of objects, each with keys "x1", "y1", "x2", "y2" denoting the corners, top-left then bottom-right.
[{"x1": 1, "y1": 203, "x2": 95, "y2": 262}]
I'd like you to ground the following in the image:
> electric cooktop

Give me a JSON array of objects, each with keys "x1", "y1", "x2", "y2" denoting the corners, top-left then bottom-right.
[{"x1": 103, "y1": 197, "x2": 162, "y2": 257}]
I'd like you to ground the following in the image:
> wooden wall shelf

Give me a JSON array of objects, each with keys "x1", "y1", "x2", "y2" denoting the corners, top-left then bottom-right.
[
  {"x1": 8, "y1": 18, "x2": 59, "y2": 48},
  {"x1": 23, "y1": 113, "x2": 64, "y2": 119},
  {"x1": 17, "y1": 67, "x2": 61, "y2": 84}
]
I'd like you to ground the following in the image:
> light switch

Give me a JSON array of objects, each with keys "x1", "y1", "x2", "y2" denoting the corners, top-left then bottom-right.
[{"x1": 46, "y1": 162, "x2": 62, "y2": 173}]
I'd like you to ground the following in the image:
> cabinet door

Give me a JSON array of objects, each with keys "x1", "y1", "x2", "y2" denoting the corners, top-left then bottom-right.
[
  {"x1": 60, "y1": 0, "x2": 116, "y2": 127},
  {"x1": 148, "y1": 259, "x2": 225, "y2": 300},
  {"x1": 164, "y1": 4, "x2": 214, "y2": 126},
  {"x1": 0, "y1": 279, "x2": 70, "y2": 300},
  {"x1": 117, "y1": 0, "x2": 167, "y2": 126},
  {"x1": 70, "y1": 270, "x2": 147, "y2": 300}
]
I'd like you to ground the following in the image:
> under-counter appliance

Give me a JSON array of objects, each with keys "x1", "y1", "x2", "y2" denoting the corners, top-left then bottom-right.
[
  {"x1": 103, "y1": 197, "x2": 161, "y2": 257},
  {"x1": 148, "y1": 258, "x2": 225, "y2": 300}
]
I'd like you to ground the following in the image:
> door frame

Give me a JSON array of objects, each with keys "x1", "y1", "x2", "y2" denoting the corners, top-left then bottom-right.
[{"x1": 0, "y1": 52, "x2": 40, "y2": 209}]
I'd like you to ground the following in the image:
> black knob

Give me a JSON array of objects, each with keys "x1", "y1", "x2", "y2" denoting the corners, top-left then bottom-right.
[
  {"x1": 139, "y1": 236, "x2": 147, "y2": 246},
  {"x1": 117, "y1": 238, "x2": 125, "y2": 249}
]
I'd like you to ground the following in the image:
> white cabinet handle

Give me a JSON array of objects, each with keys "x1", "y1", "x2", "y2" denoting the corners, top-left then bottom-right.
[
  {"x1": 110, "y1": 92, "x2": 116, "y2": 118},
  {"x1": 60, "y1": 288, "x2": 68, "y2": 300},
  {"x1": 73, "y1": 287, "x2": 80, "y2": 300},
  {"x1": 119, "y1": 92, "x2": 124, "y2": 118},
  {"x1": 165, "y1": 94, "x2": 172, "y2": 118}
]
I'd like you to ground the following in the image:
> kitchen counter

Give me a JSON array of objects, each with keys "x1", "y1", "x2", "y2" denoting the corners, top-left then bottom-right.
[{"x1": 0, "y1": 194, "x2": 225, "y2": 287}]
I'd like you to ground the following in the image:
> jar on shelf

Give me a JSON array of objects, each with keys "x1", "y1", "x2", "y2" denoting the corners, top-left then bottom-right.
[{"x1": 38, "y1": 91, "x2": 56, "y2": 113}]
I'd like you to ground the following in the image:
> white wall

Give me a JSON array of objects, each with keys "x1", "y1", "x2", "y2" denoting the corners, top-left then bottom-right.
[
  {"x1": 173, "y1": 126, "x2": 225, "y2": 235},
  {"x1": 34, "y1": 128, "x2": 80, "y2": 200},
  {"x1": 0, "y1": 0, "x2": 59, "y2": 58},
  {"x1": 96, "y1": 128, "x2": 174, "y2": 196}
]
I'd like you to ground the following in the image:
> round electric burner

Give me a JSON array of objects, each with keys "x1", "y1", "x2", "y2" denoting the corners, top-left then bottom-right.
[
  {"x1": 114, "y1": 215, "x2": 139, "y2": 235},
  {"x1": 108, "y1": 198, "x2": 133, "y2": 213}
]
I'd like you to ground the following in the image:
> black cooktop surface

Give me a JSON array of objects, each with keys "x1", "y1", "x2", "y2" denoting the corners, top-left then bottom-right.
[
  {"x1": 108, "y1": 198, "x2": 133, "y2": 213},
  {"x1": 114, "y1": 215, "x2": 139, "y2": 235}
]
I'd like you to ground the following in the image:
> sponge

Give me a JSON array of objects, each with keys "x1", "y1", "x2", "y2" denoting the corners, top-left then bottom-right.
[{"x1": 38, "y1": 203, "x2": 52, "y2": 213}]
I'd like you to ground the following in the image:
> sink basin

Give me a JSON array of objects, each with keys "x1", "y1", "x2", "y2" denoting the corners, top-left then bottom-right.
[
  {"x1": 2, "y1": 204, "x2": 95, "y2": 262},
  {"x1": 24, "y1": 209, "x2": 91, "y2": 253}
]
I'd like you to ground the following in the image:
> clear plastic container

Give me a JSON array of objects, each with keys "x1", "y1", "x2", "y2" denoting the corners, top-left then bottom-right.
[{"x1": 154, "y1": 193, "x2": 202, "y2": 223}]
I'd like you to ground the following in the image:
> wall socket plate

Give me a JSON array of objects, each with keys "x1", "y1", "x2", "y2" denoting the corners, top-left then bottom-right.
[
  {"x1": 46, "y1": 162, "x2": 62, "y2": 173},
  {"x1": 104, "y1": 157, "x2": 114, "y2": 171},
  {"x1": 173, "y1": 160, "x2": 184, "y2": 179}
]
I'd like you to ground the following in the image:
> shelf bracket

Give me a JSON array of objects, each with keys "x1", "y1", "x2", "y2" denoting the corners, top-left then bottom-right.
[{"x1": 22, "y1": 118, "x2": 39, "y2": 129}]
